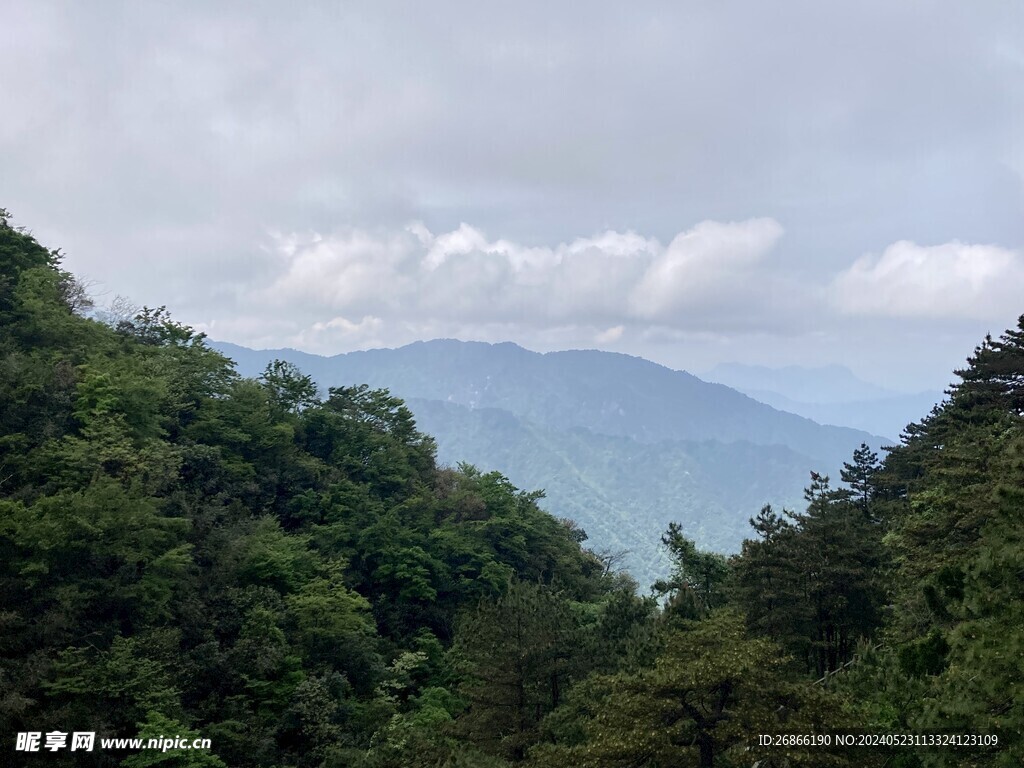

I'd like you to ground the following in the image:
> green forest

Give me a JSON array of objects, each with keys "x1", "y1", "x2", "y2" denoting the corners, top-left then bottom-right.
[{"x1": 1, "y1": 210, "x2": 1021, "y2": 767}]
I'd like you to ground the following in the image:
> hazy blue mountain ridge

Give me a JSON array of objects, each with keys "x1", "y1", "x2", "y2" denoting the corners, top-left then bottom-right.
[
  {"x1": 729, "y1": 388, "x2": 944, "y2": 443},
  {"x1": 703, "y1": 362, "x2": 945, "y2": 441},
  {"x1": 215, "y1": 340, "x2": 884, "y2": 467},
  {"x1": 705, "y1": 362, "x2": 895, "y2": 403}
]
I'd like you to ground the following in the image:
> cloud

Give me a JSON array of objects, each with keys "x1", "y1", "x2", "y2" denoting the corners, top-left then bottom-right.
[
  {"x1": 4, "y1": 3, "x2": 1022, "y2": 391},
  {"x1": 226, "y1": 224, "x2": 1023, "y2": 370},
  {"x1": 629, "y1": 219, "x2": 784, "y2": 318},
  {"x1": 252, "y1": 218, "x2": 785, "y2": 342},
  {"x1": 595, "y1": 325, "x2": 625, "y2": 344},
  {"x1": 831, "y1": 240, "x2": 1024, "y2": 319}
]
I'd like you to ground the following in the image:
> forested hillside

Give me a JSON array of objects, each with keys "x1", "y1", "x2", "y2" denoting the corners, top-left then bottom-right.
[
  {"x1": 405, "y1": 397, "x2": 814, "y2": 586},
  {"x1": 2, "y1": 212, "x2": 1020, "y2": 767},
  {"x1": 212, "y1": 340, "x2": 884, "y2": 584}
]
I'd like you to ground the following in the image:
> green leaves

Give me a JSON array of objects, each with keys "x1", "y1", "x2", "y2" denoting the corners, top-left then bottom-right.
[
  {"x1": 260, "y1": 360, "x2": 319, "y2": 414},
  {"x1": 654, "y1": 522, "x2": 730, "y2": 618},
  {"x1": 0, "y1": 479, "x2": 190, "y2": 635},
  {"x1": 47, "y1": 635, "x2": 182, "y2": 729},
  {"x1": 534, "y1": 610, "x2": 851, "y2": 768},
  {"x1": 0, "y1": 212, "x2": 620, "y2": 766},
  {"x1": 454, "y1": 580, "x2": 583, "y2": 761},
  {"x1": 732, "y1": 475, "x2": 887, "y2": 678},
  {"x1": 237, "y1": 518, "x2": 317, "y2": 593},
  {"x1": 287, "y1": 563, "x2": 381, "y2": 690}
]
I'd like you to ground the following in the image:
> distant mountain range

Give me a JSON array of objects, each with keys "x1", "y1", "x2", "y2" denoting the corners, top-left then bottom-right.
[
  {"x1": 213, "y1": 339, "x2": 895, "y2": 588},
  {"x1": 703, "y1": 363, "x2": 945, "y2": 441}
]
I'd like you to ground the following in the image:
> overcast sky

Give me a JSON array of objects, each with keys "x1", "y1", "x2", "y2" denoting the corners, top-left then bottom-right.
[{"x1": 3, "y1": 2, "x2": 1023, "y2": 391}]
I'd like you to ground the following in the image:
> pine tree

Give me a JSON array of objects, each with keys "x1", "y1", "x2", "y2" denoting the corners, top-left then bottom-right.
[
  {"x1": 530, "y1": 611, "x2": 856, "y2": 768},
  {"x1": 653, "y1": 522, "x2": 730, "y2": 621},
  {"x1": 870, "y1": 316, "x2": 1024, "y2": 765},
  {"x1": 840, "y1": 442, "x2": 880, "y2": 515},
  {"x1": 732, "y1": 474, "x2": 887, "y2": 677},
  {"x1": 454, "y1": 581, "x2": 580, "y2": 761}
]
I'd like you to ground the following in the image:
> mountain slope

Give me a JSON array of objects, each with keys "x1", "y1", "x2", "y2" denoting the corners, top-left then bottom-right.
[
  {"x1": 212, "y1": 340, "x2": 888, "y2": 587},
  {"x1": 407, "y1": 398, "x2": 814, "y2": 587}
]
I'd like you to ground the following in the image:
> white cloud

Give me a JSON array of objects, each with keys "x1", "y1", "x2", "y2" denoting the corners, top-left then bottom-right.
[
  {"x1": 630, "y1": 218, "x2": 785, "y2": 318},
  {"x1": 832, "y1": 240, "x2": 1024, "y2": 319},
  {"x1": 595, "y1": 325, "x2": 625, "y2": 344},
  {"x1": 202, "y1": 229, "x2": 1022, "y2": 372},
  {"x1": 294, "y1": 315, "x2": 387, "y2": 350},
  {"x1": 251, "y1": 218, "x2": 786, "y2": 340}
]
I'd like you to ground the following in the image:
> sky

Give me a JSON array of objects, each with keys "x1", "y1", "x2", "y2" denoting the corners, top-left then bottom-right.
[{"x1": 3, "y1": 1, "x2": 1023, "y2": 392}]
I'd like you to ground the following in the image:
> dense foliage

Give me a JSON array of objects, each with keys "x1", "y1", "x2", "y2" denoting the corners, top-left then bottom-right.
[{"x1": 2, "y1": 212, "x2": 1020, "y2": 766}]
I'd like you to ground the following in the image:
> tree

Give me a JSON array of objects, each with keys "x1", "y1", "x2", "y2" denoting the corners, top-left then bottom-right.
[
  {"x1": 287, "y1": 563, "x2": 382, "y2": 692},
  {"x1": 732, "y1": 474, "x2": 886, "y2": 677},
  {"x1": 847, "y1": 317, "x2": 1024, "y2": 766},
  {"x1": 653, "y1": 522, "x2": 729, "y2": 620},
  {"x1": 730, "y1": 504, "x2": 811, "y2": 659},
  {"x1": 260, "y1": 360, "x2": 319, "y2": 414},
  {"x1": 840, "y1": 442, "x2": 880, "y2": 515},
  {"x1": 454, "y1": 581, "x2": 580, "y2": 761},
  {"x1": 532, "y1": 610, "x2": 854, "y2": 768}
]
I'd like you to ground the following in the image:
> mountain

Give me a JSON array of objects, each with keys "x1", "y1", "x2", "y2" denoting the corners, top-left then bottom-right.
[
  {"x1": 704, "y1": 362, "x2": 895, "y2": 403},
  {"x1": 722, "y1": 388, "x2": 945, "y2": 442},
  {"x1": 212, "y1": 339, "x2": 888, "y2": 587},
  {"x1": 703, "y1": 363, "x2": 945, "y2": 440},
  {"x1": 216, "y1": 340, "x2": 883, "y2": 464}
]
